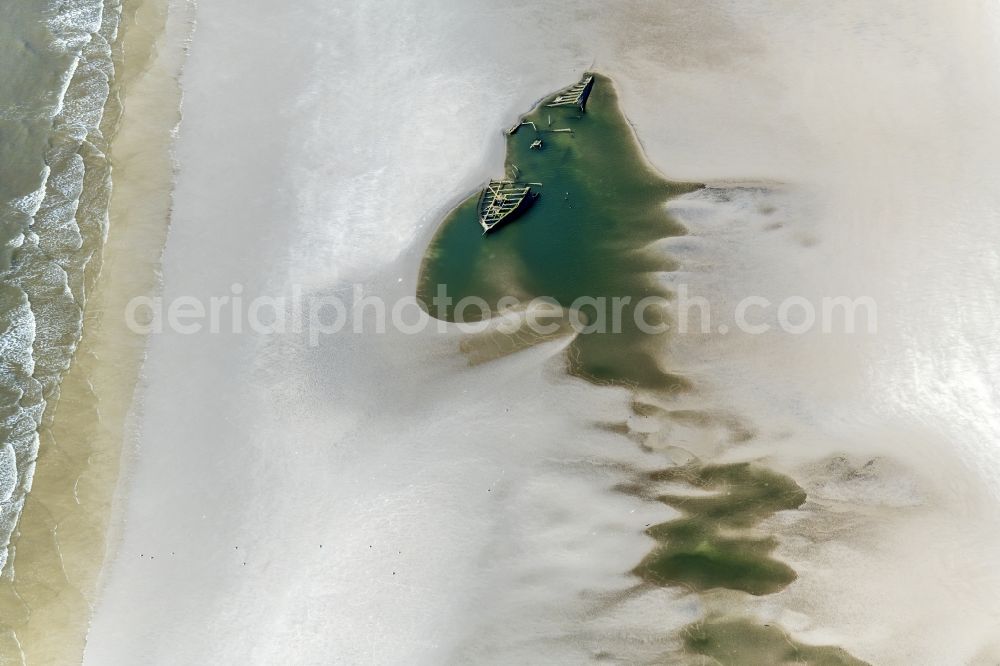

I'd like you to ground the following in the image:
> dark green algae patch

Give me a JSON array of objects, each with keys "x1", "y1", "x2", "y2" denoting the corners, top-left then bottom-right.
[
  {"x1": 417, "y1": 74, "x2": 864, "y2": 664},
  {"x1": 630, "y1": 462, "x2": 806, "y2": 596},
  {"x1": 683, "y1": 618, "x2": 869, "y2": 666}
]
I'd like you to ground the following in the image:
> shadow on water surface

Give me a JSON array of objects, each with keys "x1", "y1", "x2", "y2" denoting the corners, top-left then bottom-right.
[{"x1": 418, "y1": 73, "x2": 866, "y2": 664}]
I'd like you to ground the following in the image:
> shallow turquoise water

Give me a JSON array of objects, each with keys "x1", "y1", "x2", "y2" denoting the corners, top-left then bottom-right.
[{"x1": 419, "y1": 74, "x2": 699, "y2": 390}]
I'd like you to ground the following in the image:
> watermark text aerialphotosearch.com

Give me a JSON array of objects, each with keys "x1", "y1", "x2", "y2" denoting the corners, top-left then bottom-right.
[{"x1": 125, "y1": 283, "x2": 877, "y2": 345}]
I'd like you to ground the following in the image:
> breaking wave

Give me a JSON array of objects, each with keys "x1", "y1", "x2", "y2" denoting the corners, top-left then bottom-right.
[{"x1": 0, "y1": 0, "x2": 122, "y2": 571}]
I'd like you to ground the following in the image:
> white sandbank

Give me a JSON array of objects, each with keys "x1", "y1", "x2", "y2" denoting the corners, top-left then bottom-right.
[{"x1": 85, "y1": 1, "x2": 1000, "y2": 664}]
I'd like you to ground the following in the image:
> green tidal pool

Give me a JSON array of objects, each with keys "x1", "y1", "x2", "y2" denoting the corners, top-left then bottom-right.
[{"x1": 418, "y1": 73, "x2": 698, "y2": 390}]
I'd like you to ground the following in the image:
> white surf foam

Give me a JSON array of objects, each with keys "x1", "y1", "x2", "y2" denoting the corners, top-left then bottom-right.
[{"x1": 0, "y1": 0, "x2": 121, "y2": 573}]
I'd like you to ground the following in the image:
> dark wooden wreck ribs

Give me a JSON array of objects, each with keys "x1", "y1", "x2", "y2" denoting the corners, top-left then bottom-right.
[
  {"x1": 546, "y1": 74, "x2": 595, "y2": 112},
  {"x1": 478, "y1": 180, "x2": 539, "y2": 234}
]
